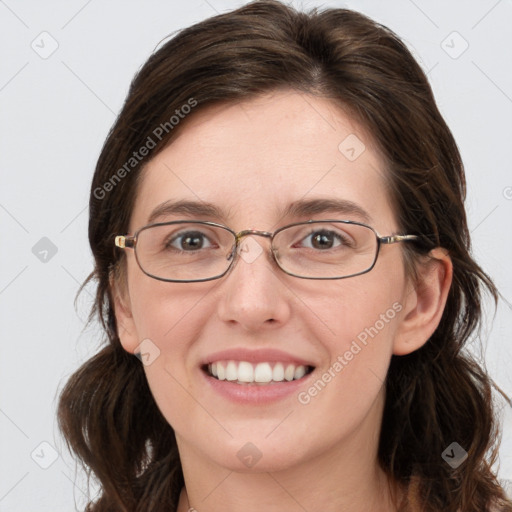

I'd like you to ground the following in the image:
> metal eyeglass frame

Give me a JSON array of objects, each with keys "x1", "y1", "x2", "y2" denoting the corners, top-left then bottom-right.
[{"x1": 114, "y1": 219, "x2": 419, "y2": 283}]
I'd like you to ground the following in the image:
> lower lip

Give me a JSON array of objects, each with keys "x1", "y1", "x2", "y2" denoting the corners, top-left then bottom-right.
[{"x1": 201, "y1": 368, "x2": 315, "y2": 404}]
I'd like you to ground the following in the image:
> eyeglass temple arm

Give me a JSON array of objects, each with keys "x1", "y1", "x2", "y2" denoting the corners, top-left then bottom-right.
[
  {"x1": 379, "y1": 234, "x2": 419, "y2": 245},
  {"x1": 115, "y1": 235, "x2": 135, "y2": 249}
]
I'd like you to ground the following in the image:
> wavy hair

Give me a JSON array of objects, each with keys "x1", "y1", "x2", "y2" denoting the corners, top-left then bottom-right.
[{"x1": 58, "y1": 1, "x2": 512, "y2": 510}]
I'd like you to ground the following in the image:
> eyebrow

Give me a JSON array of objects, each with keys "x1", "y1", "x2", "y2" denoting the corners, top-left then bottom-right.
[
  {"x1": 281, "y1": 198, "x2": 371, "y2": 224},
  {"x1": 147, "y1": 199, "x2": 227, "y2": 225},
  {"x1": 146, "y1": 197, "x2": 372, "y2": 226}
]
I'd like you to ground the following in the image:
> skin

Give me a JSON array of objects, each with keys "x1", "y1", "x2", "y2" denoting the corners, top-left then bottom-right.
[{"x1": 114, "y1": 90, "x2": 452, "y2": 512}]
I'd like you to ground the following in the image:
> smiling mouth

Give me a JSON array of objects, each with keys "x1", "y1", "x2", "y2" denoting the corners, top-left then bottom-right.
[{"x1": 203, "y1": 360, "x2": 315, "y2": 385}]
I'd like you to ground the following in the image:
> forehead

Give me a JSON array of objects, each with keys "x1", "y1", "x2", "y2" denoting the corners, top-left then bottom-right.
[{"x1": 131, "y1": 90, "x2": 395, "y2": 232}]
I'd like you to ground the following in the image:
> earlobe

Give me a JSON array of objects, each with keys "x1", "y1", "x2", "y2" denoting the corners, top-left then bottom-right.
[
  {"x1": 393, "y1": 248, "x2": 453, "y2": 356},
  {"x1": 111, "y1": 274, "x2": 140, "y2": 354}
]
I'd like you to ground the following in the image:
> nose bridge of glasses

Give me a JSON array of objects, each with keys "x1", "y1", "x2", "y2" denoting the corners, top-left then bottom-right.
[
  {"x1": 235, "y1": 229, "x2": 274, "y2": 243},
  {"x1": 228, "y1": 229, "x2": 276, "y2": 266}
]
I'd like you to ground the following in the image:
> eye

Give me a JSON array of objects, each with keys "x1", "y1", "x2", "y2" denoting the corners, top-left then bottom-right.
[
  {"x1": 167, "y1": 230, "x2": 213, "y2": 251},
  {"x1": 299, "y1": 229, "x2": 352, "y2": 250}
]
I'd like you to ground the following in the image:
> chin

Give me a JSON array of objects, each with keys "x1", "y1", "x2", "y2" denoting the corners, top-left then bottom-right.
[{"x1": 198, "y1": 436, "x2": 312, "y2": 474}]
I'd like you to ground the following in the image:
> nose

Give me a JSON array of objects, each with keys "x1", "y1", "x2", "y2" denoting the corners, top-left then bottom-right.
[{"x1": 216, "y1": 234, "x2": 292, "y2": 332}]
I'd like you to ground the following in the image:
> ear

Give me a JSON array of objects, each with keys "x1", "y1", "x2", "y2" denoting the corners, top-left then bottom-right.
[
  {"x1": 110, "y1": 271, "x2": 140, "y2": 354},
  {"x1": 393, "y1": 248, "x2": 453, "y2": 356}
]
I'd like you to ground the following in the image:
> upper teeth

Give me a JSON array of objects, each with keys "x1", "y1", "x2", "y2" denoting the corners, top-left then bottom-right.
[{"x1": 208, "y1": 361, "x2": 309, "y2": 384}]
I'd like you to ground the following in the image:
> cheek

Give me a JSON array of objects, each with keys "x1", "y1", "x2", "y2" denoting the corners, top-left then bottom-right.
[
  {"x1": 303, "y1": 265, "x2": 404, "y2": 351},
  {"x1": 128, "y1": 278, "x2": 217, "y2": 430},
  {"x1": 295, "y1": 270, "x2": 405, "y2": 405},
  {"x1": 127, "y1": 262, "x2": 213, "y2": 341}
]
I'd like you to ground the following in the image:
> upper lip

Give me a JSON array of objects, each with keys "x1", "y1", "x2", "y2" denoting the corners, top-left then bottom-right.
[{"x1": 201, "y1": 348, "x2": 316, "y2": 367}]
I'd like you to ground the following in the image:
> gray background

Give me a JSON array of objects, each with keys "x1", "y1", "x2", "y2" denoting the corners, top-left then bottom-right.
[{"x1": 1, "y1": 0, "x2": 511, "y2": 510}]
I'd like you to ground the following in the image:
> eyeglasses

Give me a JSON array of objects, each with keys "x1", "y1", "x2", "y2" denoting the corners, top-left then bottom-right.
[{"x1": 114, "y1": 220, "x2": 418, "y2": 282}]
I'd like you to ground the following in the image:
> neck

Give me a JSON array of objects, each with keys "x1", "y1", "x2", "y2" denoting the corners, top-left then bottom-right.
[{"x1": 178, "y1": 465, "x2": 401, "y2": 512}]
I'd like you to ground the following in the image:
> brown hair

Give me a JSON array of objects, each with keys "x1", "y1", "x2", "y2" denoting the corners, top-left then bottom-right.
[{"x1": 58, "y1": 1, "x2": 512, "y2": 510}]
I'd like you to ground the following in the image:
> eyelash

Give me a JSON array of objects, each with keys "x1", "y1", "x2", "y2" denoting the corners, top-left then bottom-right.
[{"x1": 165, "y1": 228, "x2": 354, "y2": 252}]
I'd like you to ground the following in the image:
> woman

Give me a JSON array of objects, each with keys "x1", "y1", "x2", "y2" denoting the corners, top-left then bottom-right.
[{"x1": 58, "y1": 1, "x2": 512, "y2": 510}]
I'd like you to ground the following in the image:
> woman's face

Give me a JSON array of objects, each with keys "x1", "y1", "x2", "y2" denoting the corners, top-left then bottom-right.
[{"x1": 117, "y1": 90, "x2": 414, "y2": 473}]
